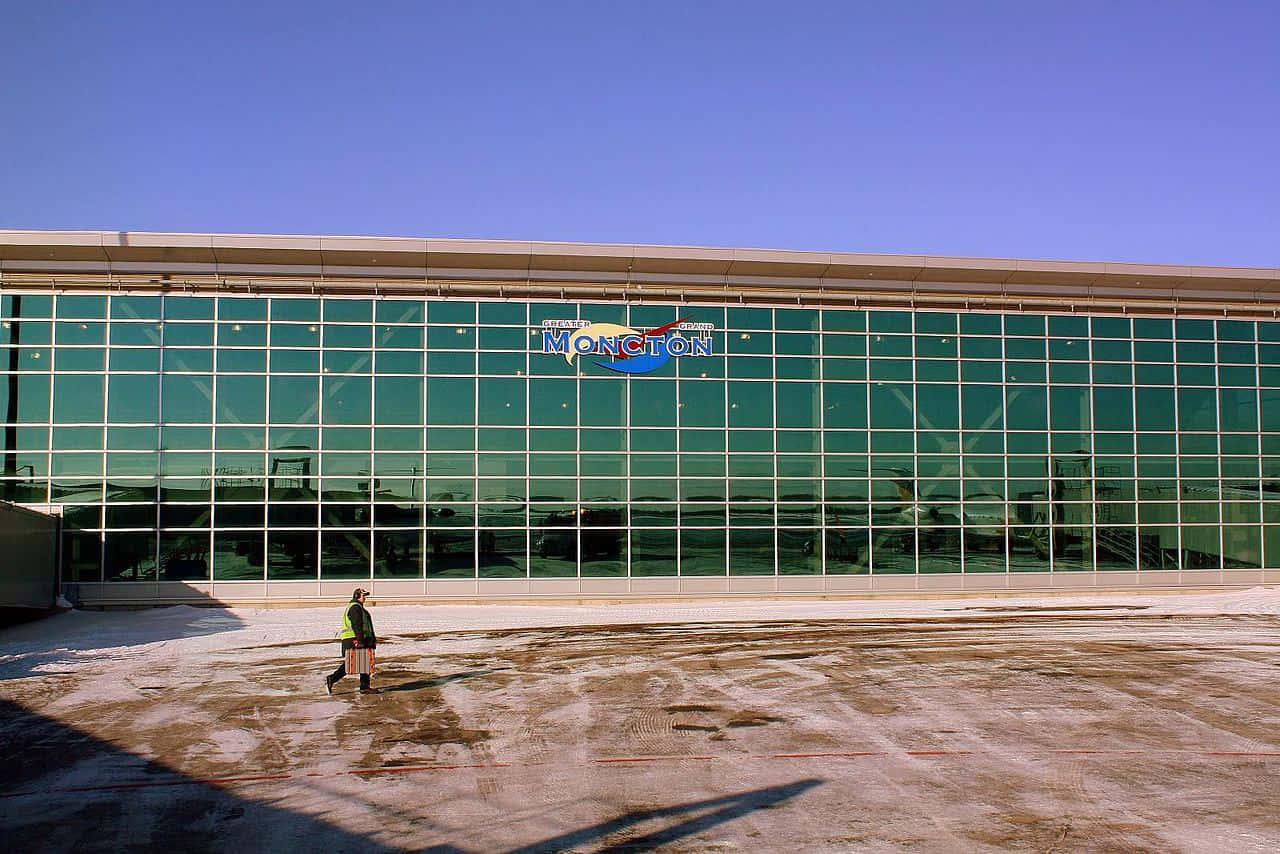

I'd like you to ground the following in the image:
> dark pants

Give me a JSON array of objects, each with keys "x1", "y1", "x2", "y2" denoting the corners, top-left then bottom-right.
[{"x1": 329, "y1": 640, "x2": 371, "y2": 689}]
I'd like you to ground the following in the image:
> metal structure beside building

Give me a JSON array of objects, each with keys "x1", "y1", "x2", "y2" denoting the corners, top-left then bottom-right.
[
  {"x1": 2, "y1": 230, "x2": 1280, "y2": 605},
  {"x1": 0, "y1": 501, "x2": 60, "y2": 610}
]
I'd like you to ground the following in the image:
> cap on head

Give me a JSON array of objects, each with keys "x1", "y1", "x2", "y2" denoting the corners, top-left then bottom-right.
[{"x1": 352, "y1": 588, "x2": 369, "y2": 600}]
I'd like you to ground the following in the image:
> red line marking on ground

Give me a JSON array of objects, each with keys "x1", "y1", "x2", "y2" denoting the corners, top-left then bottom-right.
[
  {"x1": 594, "y1": 755, "x2": 716, "y2": 764},
  {"x1": 203, "y1": 773, "x2": 296, "y2": 784},
  {"x1": 7, "y1": 749, "x2": 1280, "y2": 798},
  {"x1": 349, "y1": 762, "x2": 512, "y2": 777},
  {"x1": 349, "y1": 765, "x2": 449, "y2": 775},
  {"x1": 771, "y1": 752, "x2": 884, "y2": 759}
]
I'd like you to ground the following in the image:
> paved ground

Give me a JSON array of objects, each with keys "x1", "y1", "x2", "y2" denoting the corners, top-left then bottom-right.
[{"x1": 3, "y1": 602, "x2": 1280, "y2": 852}]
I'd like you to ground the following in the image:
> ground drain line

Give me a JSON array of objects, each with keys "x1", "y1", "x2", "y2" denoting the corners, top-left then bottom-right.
[{"x1": 7, "y1": 748, "x2": 1280, "y2": 798}]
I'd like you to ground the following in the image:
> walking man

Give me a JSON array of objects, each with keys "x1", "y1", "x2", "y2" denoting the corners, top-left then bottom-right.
[{"x1": 326, "y1": 588, "x2": 378, "y2": 695}]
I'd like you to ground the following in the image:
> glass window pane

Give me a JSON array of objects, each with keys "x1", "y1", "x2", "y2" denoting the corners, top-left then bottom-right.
[
  {"x1": 426, "y1": 378, "x2": 475, "y2": 425},
  {"x1": 870, "y1": 360, "x2": 913, "y2": 382},
  {"x1": 1049, "y1": 386, "x2": 1090, "y2": 430},
  {"x1": 869, "y1": 383, "x2": 913, "y2": 429},
  {"x1": 1177, "y1": 387, "x2": 1217, "y2": 432},
  {"x1": 776, "y1": 383, "x2": 818, "y2": 429},
  {"x1": 916, "y1": 384, "x2": 958, "y2": 430},
  {"x1": 428, "y1": 301, "x2": 476, "y2": 324},
  {"x1": 1219, "y1": 388, "x2": 1257, "y2": 432},
  {"x1": 103, "y1": 375, "x2": 157, "y2": 423},
  {"x1": 476, "y1": 377, "x2": 525, "y2": 425},
  {"x1": 265, "y1": 299, "x2": 315, "y2": 322},
  {"x1": 1175, "y1": 318, "x2": 1214, "y2": 340},
  {"x1": 51, "y1": 375, "x2": 102, "y2": 423},
  {"x1": 208, "y1": 376, "x2": 263, "y2": 427},
  {"x1": 528, "y1": 378, "x2": 576, "y2": 426},
  {"x1": 374, "y1": 376, "x2": 424, "y2": 426},
  {"x1": 322, "y1": 299, "x2": 372, "y2": 323},
  {"x1": 428, "y1": 325, "x2": 474, "y2": 350},
  {"x1": 1006, "y1": 387, "x2": 1047, "y2": 430},
  {"x1": 323, "y1": 376, "x2": 371, "y2": 425}
]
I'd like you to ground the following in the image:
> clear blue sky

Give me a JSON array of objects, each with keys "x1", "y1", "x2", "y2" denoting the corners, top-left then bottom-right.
[{"x1": 2, "y1": 1, "x2": 1277, "y2": 266}]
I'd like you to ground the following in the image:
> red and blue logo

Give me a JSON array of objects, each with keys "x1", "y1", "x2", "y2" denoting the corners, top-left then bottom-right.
[{"x1": 541, "y1": 318, "x2": 714, "y2": 374}]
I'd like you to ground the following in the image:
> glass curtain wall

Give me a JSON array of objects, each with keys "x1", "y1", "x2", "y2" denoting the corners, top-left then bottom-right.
[{"x1": 3, "y1": 293, "x2": 1277, "y2": 582}]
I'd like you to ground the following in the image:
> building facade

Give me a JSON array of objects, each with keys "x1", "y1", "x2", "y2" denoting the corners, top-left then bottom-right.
[{"x1": 2, "y1": 231, "x2": 1279, "y2": 604}]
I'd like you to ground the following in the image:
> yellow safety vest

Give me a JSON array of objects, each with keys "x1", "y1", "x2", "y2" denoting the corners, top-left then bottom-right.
[{"x1": 340, "y1": 603, "x2": 360, "y2": 639}]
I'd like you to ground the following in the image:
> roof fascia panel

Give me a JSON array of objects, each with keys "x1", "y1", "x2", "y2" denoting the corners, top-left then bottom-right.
[{"x1": 321, "y1": 236, "x2": 428, "y2": 269}]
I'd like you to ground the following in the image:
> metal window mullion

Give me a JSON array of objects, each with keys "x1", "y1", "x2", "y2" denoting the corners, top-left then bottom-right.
[
  {"x1": 53, "y1": 297, "x2": 99, "y2": 581},
  {"x1": 1044, "y1": 327, "x2": 1056, "y2": 574},
  {"x1": 204, "y1": 299, "x2": 219, "y2": 586},
  {"x1": 999, "y1": 316, "x2": 1010, "y2": 574},
  {"x1": 1214, "y1": 325, "x2": 1224, "y2": 570},
  {"x1": 154, "y1": 296, "x2": 170, "y2": 583},
  {"x1": 575, "y1": 351, "x2": 581, "y2": 581},
  {"x1": 364, "y1": 314, "x2": 376, "y2": 582},
  {"x1": 954, "y1": 327, "x2": 966, "y2": 576},
  {"x1": 418, "y1": 308, "x2": 428, "y2": 581},
  {"x1": 1086, "y1": 320, "x2": 1098, "y2": 574},
  {"x1": 673, "y1": 333, "x2": 682, "y2": 577},
  {"x1": 817, "y1": 310, "x2": 826, "y2": 579},
  {"x1": 1130, "y1": 338, "x2": 1140, "y2": 569},
  {"x1": 767, "y1": 311, "x2": 777, "y2": 581},
  {"x1": 101, "y1": 300, "x2": 117, "y2": 580},
  {"x1": 524, "y1": 316, "x2": 532, "y2": 579},
  {"x1": 7, "y1": 295, "x2": 54, "y2": 511},
  {"x1": 719, "y1": 325, "x2": 729, "y2": 581},
  {"x1": 314, "y1": 300, "x2": 326, "y2": 583},
  {"x1": 625, "y1": 313, "x2": 634, "y2": 589},
  {"x1": 865, "y1": 326, "x2": 874, "y2": 575},
  {"x1": 1256, "y1": 324, "x2": 1266, "y2": 569},
  {"x1": 100, "y1": 303, "x2": 111, "y2": 543},
  {"x1": 910, "y1": 320, "x2": 920, "y2": 580},
  {"x1": 252, "y1": 298, "x2": 272, "y2": 581},
  {"x1": 1171, "y1": 331, "x2": 1183, "y2": 571}
]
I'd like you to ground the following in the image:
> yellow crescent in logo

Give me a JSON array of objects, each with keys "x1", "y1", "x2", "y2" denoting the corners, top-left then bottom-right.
[{"x1": 564, "y1": 323, "x2": 639, "y2": 365}]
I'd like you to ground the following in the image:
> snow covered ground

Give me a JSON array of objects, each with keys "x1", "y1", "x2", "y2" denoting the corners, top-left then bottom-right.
[
  {"x1": 6, "y1": 586, "x2": 1280, "y2": 680},
  {"x1": 4, "y1": 588, "x2": 1280, "y2": 852}
]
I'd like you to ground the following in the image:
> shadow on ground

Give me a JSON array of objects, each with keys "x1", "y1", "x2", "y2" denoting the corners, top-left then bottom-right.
[
  {"x1": 0, "y1": 697, "x2": 398, "y2": 852},
  {"x1": 381, "y1": 668, "x2": 507, "y2": 693},
  {"x1": 507, "y1": 778, "x2": 825, "y2": 854},
  {"x1": 2, "y1": 695, "x2": 823, "y2": 853},
  {"x1": 0, "y1": 605, "x2": 247, "y2": 680}
]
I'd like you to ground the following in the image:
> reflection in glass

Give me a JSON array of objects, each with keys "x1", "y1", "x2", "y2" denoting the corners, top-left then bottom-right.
[
  {"x1": 158, "y1": 532, "x2": 209, "y2": 581},
  {"x1": 1182, "y1": 526, "x2": 1223, "y2": 568},
  {"x1": 477, "y1": 529, "x2": 527, "y2": 578},
  {"x1": 778, "y1": 528, "x2": 823, "y2": 575},
  {"x1": 680, "y1": 529, "x2": 725, "y2": 575},
  {"x1": 1095, "y1": 527, "x2": 1137, "y2": 571},
  {"x1": 213, "y1": 532, "x2": 264, "y2": 579},
  {"x1": 15, "y1": 293, "x2": 1280, "y2": 588},
  {"x1": 105, "y1": 532, "x2": 157, "y2": 581},
  {"x1": 321, "y1": 531, "x2": 370, "y2": 578},
  {"x1": 530, "y1": 527, "x2": 575, "y2": 577},
  {"x1": 1222, "y1": 526, "x2": 1261, "y2": 568},
  {"x1": 581, "y1": 530, "x2": 627, "y2": 577},
  {"x1": 268, "y1": 532, "x2": 317, "y2": 579},
  {"x1": 872, "y1": 526, "x2": 915, "y2": 573},
  {"x1": 729, "y1": 528, "x2": 773, "y2": 575}
]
